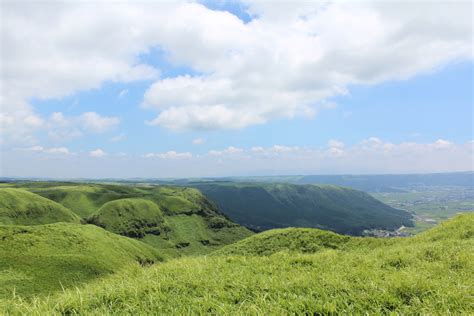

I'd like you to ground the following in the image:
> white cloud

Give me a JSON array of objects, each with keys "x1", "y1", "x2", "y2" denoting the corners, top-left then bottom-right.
[
  {"x1": 80, "y1": 112, "x2": 120, "y2": 133},
  {"x1": 201, "y1": 138, "x2": 473, "y2": 174},
  {"x1": 270, "y1": 145, "x2": 300, "y2": 153},
  {"x1": 44, "y1": 147, "x2": 70, "y2": 155},
  {"x1": 4, "y1": 139, "x2": 472, "y2": 178},
  {"x1": 1, "y1": 1, "x2": 471, "y2": 143},
  {"x1": 1, "y1": 2, "x2": 158, "y2": 145},
  {"x1": 142, "y1": 1, "x2": 472, "y2": 130},
  {"x1": 433, "y1": 139, "x2": 453, "y2": 149},
  {"x1": 251, "y1": 146, "x2": 264, "y2": 152},
  {"x1": 328, "y1": 139, "x2": 344, "y2": 148},
  {"x1": 192, "y1": 138, "x2": 205, "y2": 145},
  {"x1": 143, "y1": 151, "x2": 192, "y2": 159},
  {"x1": 17, "y1": 145, "x2": 70, "y2": 155},
  {"x1": 209, "y1": 146, "x2": 244, "y2": 156},
  {"x1": 326, "y1": 146, "x2": 345, "y2": 158},
  {"x1": 89, "y1": 148, "x2": 106, "y2": 158},
  {"x1": 45, "y1": 112, "x2": 120, "y2": 142}
]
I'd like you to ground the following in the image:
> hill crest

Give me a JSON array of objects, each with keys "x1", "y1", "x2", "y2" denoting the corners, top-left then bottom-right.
[{"x1": 0, "y1": 188, "x2": 80, "y2": 225}]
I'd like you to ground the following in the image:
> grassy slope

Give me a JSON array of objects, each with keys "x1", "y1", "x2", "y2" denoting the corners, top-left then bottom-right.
[
  {"x1": 4, "y1": 182, "x2": 253, "y2": 257},
  {"x1": 142, "y1": 214, "x2": 253, "y2": 257},
  {"x1": 0, "y1": 188, "x2": 80, "y2": 225},
  {"x1": 10, "y1": 182, "x2": 218, "y2": 218},
  {"x1": 2, "y1": 214, "x2": 472, "y2": 314},
  {"x1": 87, "y1": 198, "x2": 167, "y2": 237},
  {"x1": 195, "y1": 182, "x2": 413, "y2": 234},
  {"x1": 0, "y1": 223, "x2": 163, "y2": 298},
  {"x1": 213, "y1": 227, "x2": 355, "y2": 256}
]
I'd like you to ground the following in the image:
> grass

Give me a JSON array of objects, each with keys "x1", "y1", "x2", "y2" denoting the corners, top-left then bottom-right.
[
  {"x1": 13, "y1": 183, "x2": 217, "y2": 218},
  {"x1": 1, "y1": 214, "x2": 472, "y2": 314},
  {"x1": 139, "y1": 214, "x2": 252, "y2": 257},
  {"x1": 212, "y1": 227, "x2": 351, "y2": 256},
  {"x1": 0, "y1": 188, "x2": 81, "y2": 225},
  {"x1": 1, "y1": 181, "x2": 471, "y2": 314},
  {"x1": 87, "y1": 198, "x2": 167, "y2": 238},
  {"x1": 2, "y1": 182, "x2": 254, "y2": 257},
  {"x1": 195, "y1": 182, "x2": 413, "y2": 234},
  {"x1": 0, "y1": 223, "x2": 163, "y2": 298}
]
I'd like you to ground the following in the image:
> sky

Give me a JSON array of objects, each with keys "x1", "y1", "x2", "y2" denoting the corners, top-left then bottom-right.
[{"x1": 1, "y1": 0, "x2": 473, "y2": 178}]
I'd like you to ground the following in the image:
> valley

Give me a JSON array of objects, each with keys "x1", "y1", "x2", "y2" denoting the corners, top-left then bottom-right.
[{"x1": 372, "y1": 186, "x2": 474, "y2": 234}]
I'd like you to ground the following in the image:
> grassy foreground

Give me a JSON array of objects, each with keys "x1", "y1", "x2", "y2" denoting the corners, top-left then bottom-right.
[
  {"x1": 0, "y1": 223, "x2": 162, "y2": 298},
  {"x1": 2, "y1": 214, "x2": 472, "y2": 314}
]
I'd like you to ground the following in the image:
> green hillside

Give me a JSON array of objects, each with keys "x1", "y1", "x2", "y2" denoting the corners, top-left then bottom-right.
[
  {"x1": 0, "y1": 188, "x2": 80, "y2": 225},
  {"x1": 213, "y1": 227, "x2": 354, "y2": 256},
  {"x1": 3, "y1": 182, "x2": 253, "y2": 257},
  {"x1": 2, "y1": 214, "x2": 472, "y2": 314},
  {"x1": 0, "y1": 223, "x2": 162, "y2": 298},
  {"x1": 195, "y1": 182, "x2": 413, "y2": 234},
  {"x1": 87, "y1": 198, "x2": 167, "y2": 238},
  {"x1": 11, "y1": 182, "x2": 223, "y2": 218}
]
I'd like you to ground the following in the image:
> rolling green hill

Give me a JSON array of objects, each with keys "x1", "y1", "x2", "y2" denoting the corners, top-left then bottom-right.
[
  {"x1": 2, "y1": 214, "x2": 472, "y2": 314},
  {"x1": 0, "y1": 188, "x2": 81, "y2": 225},
  {"x1": 194, "y1": 183, "x2": 413, "y2": 234},
  {"x1": 87, "y1": 198, "x2": 168, "y2": 238},
  {"x1": 0, "y1": 223, "x2": 162, "y2": 298},
  {"x1": 213, "y1": 227, "x2": 354, "y2": 256},
  {"x1": 2, "y1": 182, "x2": 253, "y2": 257}
]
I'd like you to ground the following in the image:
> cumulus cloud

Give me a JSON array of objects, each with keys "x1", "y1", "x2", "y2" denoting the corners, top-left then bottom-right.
[
  {"x1": 89, "y1": 148, "x2": 106, "y2": 158},
  {"x1": 1, "y1": 2, "x2": 157, "y2": 145},
  {"x1": 242, "y1": 145, "x2": 301, "y2": 157},
  {"x1": 143, "y1": 151, "x2": 192, "y2": 159},
  {"x1": 209, "y1": 146, "x2": 244, "y2": 156},
  {"x1": 202, "y1": 138, "x2": 473, "y2": 174},
  {"x1": 1, "y1": 1, "x2": 471, "y2": 142},
  {"x1": 80, "y1": 112, "x2": 120, "y2": 133},
  {"x1": 433, "y1": 139, "x2": 453, "y2": 149},
  {"x1": 270, "y1": 145, "x2": 300, "y2": 153},
  {"x1": 0, "y1": 99, "x2": 45, "y2": 145},
  {"x1": 142, "y1": 1, "x2": 472, "y2": 130},
  {"x1": 328, "y1": 139, "x2": 345, "y2": 148},
  {"x1": 45, "y1": 112, "x2": 120, "y2": 142},
  {"x1": 4, "y1": 139, "x2": 472, "y2": 178},
  {"x1": 16, "y1": 146, "x2": 70, "y2": 155}
]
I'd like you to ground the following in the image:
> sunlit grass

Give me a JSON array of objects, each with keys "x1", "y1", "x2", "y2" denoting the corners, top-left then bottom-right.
[{"x1": 2, "y1": 214, "x2": 472, "y2": 314}]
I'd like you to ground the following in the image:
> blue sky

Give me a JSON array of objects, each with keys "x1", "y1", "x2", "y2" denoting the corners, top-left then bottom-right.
[
  {"x1": 29, "y1": 60, "x2": 473, "y2": 155},
  {"x1": 1, "y1": 1, "x2": 473, "y2": 178}
]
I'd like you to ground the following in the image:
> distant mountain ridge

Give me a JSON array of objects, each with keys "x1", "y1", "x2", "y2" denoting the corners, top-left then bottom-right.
[
  {"x1": 194, "y1": 182, "x2": 413, "y2": 235},
  {"x1": 2, "y1": 171, "x2": 471, "y2": 192},
  {"x1": 187, "y1": 171, "x2": 474, "y2": 192}
]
